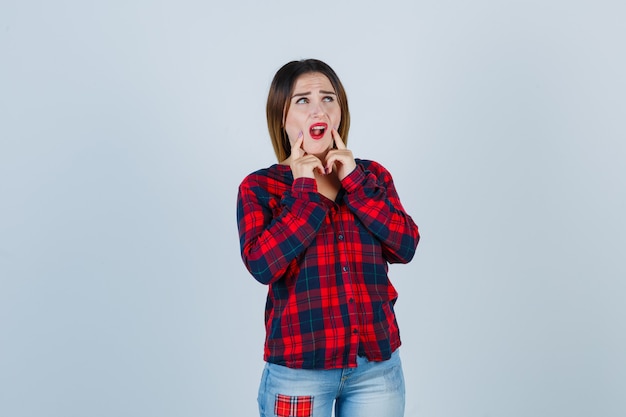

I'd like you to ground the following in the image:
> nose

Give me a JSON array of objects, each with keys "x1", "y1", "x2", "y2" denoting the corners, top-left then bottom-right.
[{"x1": 311, "y1": 102, "x2": 325, "y2": 118}]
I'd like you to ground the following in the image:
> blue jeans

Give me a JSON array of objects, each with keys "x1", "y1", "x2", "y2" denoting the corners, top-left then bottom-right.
[{"x1": 257, "y1": 349, "x2": 405, "y2": 417}]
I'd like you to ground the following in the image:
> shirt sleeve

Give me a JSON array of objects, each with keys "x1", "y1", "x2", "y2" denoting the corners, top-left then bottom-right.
[
  {"x1": 237, "y1": 176, "x2": 329, "y2": 285},
  {"x1": 341, "y1": 162, "x2": 420, "y2": 264}
]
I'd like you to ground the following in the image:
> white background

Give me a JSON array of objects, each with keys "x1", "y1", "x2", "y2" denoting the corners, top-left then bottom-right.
[{"x1": 1, "y1": 1, "x2": 625, "y2": 416}]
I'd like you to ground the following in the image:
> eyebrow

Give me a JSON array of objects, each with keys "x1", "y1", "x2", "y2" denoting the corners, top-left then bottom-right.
[{"x1": 291, "y1": 90, "x2": 337, "y2": 99}]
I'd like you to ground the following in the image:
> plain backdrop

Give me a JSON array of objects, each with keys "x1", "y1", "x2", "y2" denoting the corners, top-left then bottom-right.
[{"x1": 1, "y1": 1, "x2": 625, "y2": 416}]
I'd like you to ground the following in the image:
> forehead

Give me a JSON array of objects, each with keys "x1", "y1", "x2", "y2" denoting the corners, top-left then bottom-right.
[{"x1": 292, "y1": 72, "x2": 335, "y2": 92}]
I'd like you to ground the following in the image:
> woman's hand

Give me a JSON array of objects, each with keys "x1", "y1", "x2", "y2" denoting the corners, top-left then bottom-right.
[
  {"x1": 290, "y1": 132, "x2": 325, "y2": 179},
  {"x1": 325, "y1": 128, "x2": 357, "y2": 180}
]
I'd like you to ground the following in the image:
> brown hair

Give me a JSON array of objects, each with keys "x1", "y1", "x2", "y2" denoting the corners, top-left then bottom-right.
[{"x1": 266, "y1": 59, "x2": 351, "y2": 162}]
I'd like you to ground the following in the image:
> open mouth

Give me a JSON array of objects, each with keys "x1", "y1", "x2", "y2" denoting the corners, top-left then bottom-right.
[{"x1": 309, "y1": 123, "x2": 327, "y2": 140}]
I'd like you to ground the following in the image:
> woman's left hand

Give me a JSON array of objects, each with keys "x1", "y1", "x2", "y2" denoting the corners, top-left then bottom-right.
[{"x1": 325, "y1": 128, "x2": 357, "y2": 181}]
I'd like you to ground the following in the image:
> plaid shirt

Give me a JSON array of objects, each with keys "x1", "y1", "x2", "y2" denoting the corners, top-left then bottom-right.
[{"x1": 237, "y1": 159, "x2": 419, "y2": 369}]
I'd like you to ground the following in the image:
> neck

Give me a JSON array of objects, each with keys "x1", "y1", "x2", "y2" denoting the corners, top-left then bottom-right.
[{"x1": 281, "y1": 149, "x2": 330, "y2": 166}]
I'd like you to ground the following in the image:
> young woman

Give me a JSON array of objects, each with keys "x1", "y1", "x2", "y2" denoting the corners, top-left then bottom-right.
[{"x1": 237, "y1": 58, "x2": 420, "y2": 417}]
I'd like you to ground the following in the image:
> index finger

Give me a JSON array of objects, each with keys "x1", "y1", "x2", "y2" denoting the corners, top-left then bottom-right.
[
  {"x1": 291, "y1": 132, "x2": 304, "y2": 157},
  {"x1": 332, "y1": 128, "x2": 346, "y2": 150}
]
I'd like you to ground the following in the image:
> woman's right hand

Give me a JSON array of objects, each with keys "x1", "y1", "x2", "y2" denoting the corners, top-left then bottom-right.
[{"x1": 290, "y1": 132, "x2": 325, "y2": 179}]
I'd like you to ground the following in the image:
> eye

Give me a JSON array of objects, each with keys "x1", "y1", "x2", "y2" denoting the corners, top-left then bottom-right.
[
  {"x1": 323, "y1": 96, "x2": 335, "y2": 103},
  {"x1": 295, "y1": 97, "x2": 309, "y2": 104}
]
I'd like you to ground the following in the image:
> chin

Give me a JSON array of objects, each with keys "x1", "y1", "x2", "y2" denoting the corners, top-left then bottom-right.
[{"x1": 305, "y1": 140, "x2": 332, "y2": 155}]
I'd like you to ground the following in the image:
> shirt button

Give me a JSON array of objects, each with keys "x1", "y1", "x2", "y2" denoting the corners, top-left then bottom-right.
[
  {"x1": 349, "y1": 298, "x2": 355, "y2": 303},
  {"x1": 353, "y1": 328, "x2": 359, "y2": 334},
  {"x1": 338, "y1": 234, "x2": 344, "y2": 240},
  {"x1": 342, "y1": 266, "x2": 349, "y2": 272}
]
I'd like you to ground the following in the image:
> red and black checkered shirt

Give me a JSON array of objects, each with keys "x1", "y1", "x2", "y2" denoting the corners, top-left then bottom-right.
[{"x1": 237, "y1": 159, "x2": 419, "y2": 369}]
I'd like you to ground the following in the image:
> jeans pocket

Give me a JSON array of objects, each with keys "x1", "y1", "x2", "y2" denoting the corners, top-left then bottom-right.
[{"x1": 383, "y1": 360, "x2": 405, "y2": 393}]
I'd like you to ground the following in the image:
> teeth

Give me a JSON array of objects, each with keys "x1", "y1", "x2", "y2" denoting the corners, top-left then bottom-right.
[{"x1": 310, "y1": 125, "x2": 326, "y2": 136}]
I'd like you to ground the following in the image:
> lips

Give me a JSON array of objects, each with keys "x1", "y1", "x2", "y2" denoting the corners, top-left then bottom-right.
[{"x1": 309, "y1": 123, "x2": 327, "y2": 140}]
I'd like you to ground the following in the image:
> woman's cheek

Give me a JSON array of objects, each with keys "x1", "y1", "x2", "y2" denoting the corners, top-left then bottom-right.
[{"x1": 285, "y1": 128, "x2": 298, "y2": 147}]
